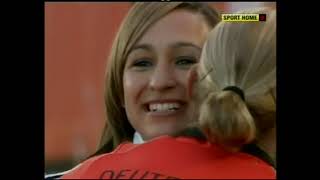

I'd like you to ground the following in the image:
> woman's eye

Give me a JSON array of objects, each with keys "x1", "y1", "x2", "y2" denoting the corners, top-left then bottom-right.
[
  {"x1": 133, "y1": 60, "x2": 153, "y2": 67},
  {"x1": 130, "y1": 59, "x2": 153, "y2": 71},
  {"x1": 176, "y1": 57, "x2": 197, "y2": 66}
]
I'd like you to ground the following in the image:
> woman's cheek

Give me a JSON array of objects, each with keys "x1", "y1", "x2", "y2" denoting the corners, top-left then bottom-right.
[{"x1": 123, "y1": 71, "x2": 150, "y2": 102}]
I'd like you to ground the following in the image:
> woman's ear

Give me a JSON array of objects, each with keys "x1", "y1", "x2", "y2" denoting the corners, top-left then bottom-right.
[{"x1": 187, "y1": 64, "x2": 199, "y2": 99}]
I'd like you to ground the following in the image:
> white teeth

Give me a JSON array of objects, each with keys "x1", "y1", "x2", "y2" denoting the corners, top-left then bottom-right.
[
  {"x1": 149, "y1": 103, "x2": 180, "y2": 112},
  {"x1": 164, "y1": 104, "x2": 169, "y2": 111}
]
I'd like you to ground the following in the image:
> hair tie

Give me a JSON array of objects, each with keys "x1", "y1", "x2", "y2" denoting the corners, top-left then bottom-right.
[{"x1": 223, "y1": 86, "x2": 245, "y2": 101}]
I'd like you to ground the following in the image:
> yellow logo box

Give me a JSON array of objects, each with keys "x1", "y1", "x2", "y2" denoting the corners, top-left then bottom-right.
[{"x1": 222, "y1": 14, "x2": 266, "y2": 22}]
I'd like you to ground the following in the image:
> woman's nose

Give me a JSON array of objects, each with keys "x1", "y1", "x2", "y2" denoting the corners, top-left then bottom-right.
[{"x1": 149, "y1": 64, "x2": 177, "y2": 91}]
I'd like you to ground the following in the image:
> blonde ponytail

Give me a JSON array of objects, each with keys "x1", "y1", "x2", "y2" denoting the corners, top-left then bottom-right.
[{"x1": 199, "y1": 91, "x2": 256, "y2": 151}]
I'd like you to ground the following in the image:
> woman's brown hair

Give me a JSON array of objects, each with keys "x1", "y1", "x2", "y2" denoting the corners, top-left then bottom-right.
[{"x1": 92, "y1": 2, "x2": 221, "y2": 157}]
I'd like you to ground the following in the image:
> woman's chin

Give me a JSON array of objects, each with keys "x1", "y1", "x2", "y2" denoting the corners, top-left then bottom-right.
[{"x1": 141, "y1": 124, "x2": 189, "y2": 141}]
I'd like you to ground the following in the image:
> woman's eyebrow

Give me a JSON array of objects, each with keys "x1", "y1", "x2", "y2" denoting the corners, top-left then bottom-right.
[
  {"x1": 130, "y1": 44, "x2": 153, "y2": 53},
  {"x1": 170, "y1": 42, "x2": 202, "y2": 52}
]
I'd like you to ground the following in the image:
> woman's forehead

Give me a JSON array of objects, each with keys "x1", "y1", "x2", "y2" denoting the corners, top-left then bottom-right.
[{"x1": 134, "y1": 9, "x2": 210, "y2": 51}]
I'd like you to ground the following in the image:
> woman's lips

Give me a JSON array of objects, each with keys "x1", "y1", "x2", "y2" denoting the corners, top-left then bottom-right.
[
  {"x1": 143, "y1": 100, "x2": 186, "y2": 116},
  {"x1": 149, "y1": 102, "x2": 180, "y2": 112}
]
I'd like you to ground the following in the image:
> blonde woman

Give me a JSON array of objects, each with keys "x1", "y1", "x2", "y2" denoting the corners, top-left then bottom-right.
[{"x1": 188, "y1": 7, "x2": 276, "y2": 169}]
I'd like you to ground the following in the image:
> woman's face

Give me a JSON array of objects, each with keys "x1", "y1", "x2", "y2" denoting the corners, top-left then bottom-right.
[{"x1": 123, "y1": 9, "x2": 210, "y2": 140}]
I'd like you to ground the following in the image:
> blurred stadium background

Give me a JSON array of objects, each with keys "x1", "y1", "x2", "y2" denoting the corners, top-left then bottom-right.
[{"x1": 45, "y1": 2, "x2": 276, "y2": 173}]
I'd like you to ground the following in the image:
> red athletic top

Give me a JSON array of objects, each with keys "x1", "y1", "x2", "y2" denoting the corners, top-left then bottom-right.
[{"x1": 62, "y1": 135, "x2": 276, "y2": 179}]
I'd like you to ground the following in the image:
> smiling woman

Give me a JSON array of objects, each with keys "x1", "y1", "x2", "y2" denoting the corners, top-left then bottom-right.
[
  {"x1": 122, "y1": 9, "x2": 209, "y2": 141},
  {"x1": 95, "y1": 2, "x2": 220, "y2": 153}
]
